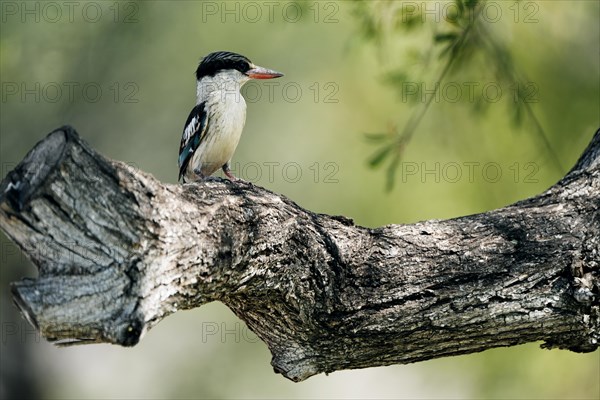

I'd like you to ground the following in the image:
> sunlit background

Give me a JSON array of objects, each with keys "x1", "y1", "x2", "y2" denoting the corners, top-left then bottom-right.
[{"x1": 1, "y1": 1, "x2": 599, "y2": 399}]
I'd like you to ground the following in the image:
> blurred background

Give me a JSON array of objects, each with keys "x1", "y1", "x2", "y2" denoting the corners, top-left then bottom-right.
[{"x1": 1, "y1": 1, "x2": 598, "y2": 399}]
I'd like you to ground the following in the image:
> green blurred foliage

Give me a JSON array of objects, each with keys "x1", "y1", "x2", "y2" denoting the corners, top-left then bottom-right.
[
  {"x1": 0, "y1": 1, "x2": 598, "y2": 399},
  {"x1": 357, "y1": 0, "x2": 587, "y2": 190}
]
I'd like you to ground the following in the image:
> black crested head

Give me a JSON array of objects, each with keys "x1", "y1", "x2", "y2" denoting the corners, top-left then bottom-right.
[{"x1": 195, "y1": 51, "x2": 253, "y2": 80}]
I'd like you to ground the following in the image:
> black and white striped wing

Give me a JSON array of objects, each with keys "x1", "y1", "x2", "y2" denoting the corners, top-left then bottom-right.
[{"x1": 178, "y1": 102, "x2": 209, "y2": 181}]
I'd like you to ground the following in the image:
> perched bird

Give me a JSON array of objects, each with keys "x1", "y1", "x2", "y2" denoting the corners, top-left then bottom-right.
[{"x1": 178, "y1": 51, "x2": 283, "y2": 182}]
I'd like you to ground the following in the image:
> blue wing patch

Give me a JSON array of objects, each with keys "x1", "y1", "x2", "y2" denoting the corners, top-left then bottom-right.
[{"x1": 178, "y1": 102, "x2": 208, "y2": 181}]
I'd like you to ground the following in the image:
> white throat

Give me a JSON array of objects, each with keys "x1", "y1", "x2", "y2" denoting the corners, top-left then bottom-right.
[{"x1": 196, "y1": 70, "x2": 250, "y2": 105}]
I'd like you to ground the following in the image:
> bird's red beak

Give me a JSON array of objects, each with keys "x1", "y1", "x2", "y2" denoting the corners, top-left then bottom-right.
[{"x1": 246, "y1": 65, "x2": 284, "y2": 79}]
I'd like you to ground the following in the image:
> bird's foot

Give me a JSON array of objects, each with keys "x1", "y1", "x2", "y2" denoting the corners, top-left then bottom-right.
[
  {"x1": 224, "y1": 171, "x2": 238, "y2": 181},
  {"x1": 222, "y1": 164, "x2": 238, "y2": 182},
  {"x1": 191, "y1": 168, "x2": 212, "y2": 183}
]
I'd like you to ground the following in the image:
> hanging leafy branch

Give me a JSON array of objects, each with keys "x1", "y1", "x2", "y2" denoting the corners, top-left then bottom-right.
[{"x1": 353, "y1": 0, "x2": 562, "y2": 190}]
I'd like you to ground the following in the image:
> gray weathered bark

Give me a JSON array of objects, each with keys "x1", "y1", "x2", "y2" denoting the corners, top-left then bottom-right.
[{"x1": 0, "y1": 126, "x2": 598, "y2": 382}]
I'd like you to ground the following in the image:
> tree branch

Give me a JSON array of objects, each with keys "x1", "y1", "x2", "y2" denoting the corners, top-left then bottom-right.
[{"x1": 1, "y1": 126, "x2": 598, "y2": 382}]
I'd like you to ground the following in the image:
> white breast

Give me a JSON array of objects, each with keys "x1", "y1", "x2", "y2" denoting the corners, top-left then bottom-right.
[{"x1": 191, "y1": 72, "x2": 249, "y2": 177}]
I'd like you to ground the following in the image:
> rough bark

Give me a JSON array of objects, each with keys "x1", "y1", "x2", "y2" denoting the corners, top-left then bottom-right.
[{"x1": 0, "y1": 126, "x2": 598, "y2": 382}]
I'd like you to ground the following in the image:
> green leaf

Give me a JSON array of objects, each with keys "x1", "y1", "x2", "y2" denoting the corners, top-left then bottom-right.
[
  {"x1": 396, "y1": 4, "x2": 424, "y2": 32},
  {"x1": 351, "y1": 2, "x2": 381, "y2": 41},
  {"x1": 439, "y1": 41, "x2": 456, "y2": 58},
  {"x1": 511, "y1": 102, "x2": 525, "y2": 127},
  {"x1": 434, "y1": 32, "x2": 459, "y2": 43},
  {"x1": 465, "y1": 0, "x2": 479, "y2": 9},
  {"x1": 368, "y1": 145, "x2": 393, "y2": 168},
  {"x1": 383, "y1": 70, "x2": 408, "y2": 86},
  {"x1": 385, "y1": 153, "x2": 401, "y2": 192},
  {"x1": 364, "y1": 133, "x2": 390, "y2": 142},
  {"x1": 446, "y1": 5, "x2": 461, "y2": 25}
]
